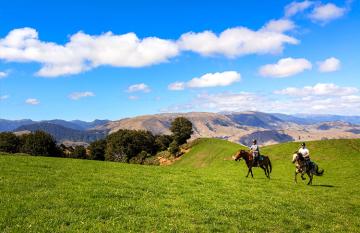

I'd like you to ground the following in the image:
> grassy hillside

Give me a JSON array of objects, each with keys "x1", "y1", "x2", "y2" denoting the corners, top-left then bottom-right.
[{"x1": 1, "y1": 139, "x2": 359, "y2": 232}]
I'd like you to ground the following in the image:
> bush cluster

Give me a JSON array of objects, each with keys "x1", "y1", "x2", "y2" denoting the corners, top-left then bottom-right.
[{"x1": 0, "y1": 117, "x2": 193, "y2": 165}]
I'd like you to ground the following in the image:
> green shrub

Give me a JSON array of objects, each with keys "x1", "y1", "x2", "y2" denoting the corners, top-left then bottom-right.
[
  {"x1": 0, "y1": 132, "x2": 20, "y2": 153},
  {"x1": 88, "y1": 139, "x2": 106, "y2": 160},
  {"x1": 71, "y1": 145, "x2": 87, "y2": 159},
  {"x1": 142, "y1": 156, "x2": 160, "y2": 165},
  {"x1": 155, "y1": 134, "x2": 173, "y2": 151},
  {"x1": 169, "y1": 140, "x2": 180, "y2": 156},
  {"x1": 128, "y1": 151, "x2": 150, "y2": 164},
  {"x1": 105, "y1": 129, "x2": 156, "y2": 162},
  {"x1": 20, "y1": 131, "x2": 60, "y2": 157}
]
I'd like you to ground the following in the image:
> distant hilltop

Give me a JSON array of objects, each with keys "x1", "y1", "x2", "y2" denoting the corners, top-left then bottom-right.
[{"x1": 2, "y1": 111, "x2": 360, "y2": 146}]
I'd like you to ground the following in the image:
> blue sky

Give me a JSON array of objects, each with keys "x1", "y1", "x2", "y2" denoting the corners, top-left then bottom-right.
[{"x1": 0, "y1": 0, "x2": 359, "y2": 120}]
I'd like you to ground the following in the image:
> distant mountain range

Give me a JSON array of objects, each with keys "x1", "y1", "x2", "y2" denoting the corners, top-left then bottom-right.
[
  {"x1": 2, "y1": 112, "x2": 360, "y2": 146},
  {"x1": 15, "y1": 123, "x2": 108, "y2": 143},
  {"x1": 272, "y1": 113, "x2": 360, "y2": 125},
  {"x1": 0, "y1": 119, "x2": 110, "y2": 132},
  {"x1": 97, "y1": 112, "x2": 360, "y2": 145}
]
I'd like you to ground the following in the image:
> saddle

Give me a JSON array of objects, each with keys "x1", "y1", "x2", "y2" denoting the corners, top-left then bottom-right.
[{"x1": 251, "y1": 155, "x2": 264, "y2": 166}]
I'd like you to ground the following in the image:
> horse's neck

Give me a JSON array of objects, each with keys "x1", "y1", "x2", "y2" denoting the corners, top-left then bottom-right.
[
  {"x1": 244, "y1": 153, "x2": 252, "y2": 163},
  {"x1": 243, "y1": 153, "x2": 250, "y2": 161}
]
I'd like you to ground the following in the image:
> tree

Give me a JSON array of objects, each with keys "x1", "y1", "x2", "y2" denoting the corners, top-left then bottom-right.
[
  {"x1": 129, "y1": 150, "x2": 150, "y2": 164},
  {"x1": 105, "y1": 129, "x2": 156, "y2": 162},
  {"x1": 71, "y1": 145, "x2": 87, "y2": 159},
  {"x1": 170, "y1": 117, "x2": 193, "y2": 145},
  {"x1": 0, "y1": 132, "x2": 20, "y2": 153},
  {"x1": 20, "y1": 131, "x2": 60, "y2": 157},
  {"x1": 155, "y1": 134, "x2": 173, "y2": 152},
  {"x1": 168, "y1": 140, "x2": 180, "y2": 156},
  {"x1": 88, "y1": 139, "x2": 106, "y2": 160}
]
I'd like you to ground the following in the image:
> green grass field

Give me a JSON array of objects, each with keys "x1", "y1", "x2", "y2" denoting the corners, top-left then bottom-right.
[{"x1": 1, "y1": 138, "x2": 359, "y2": 232}]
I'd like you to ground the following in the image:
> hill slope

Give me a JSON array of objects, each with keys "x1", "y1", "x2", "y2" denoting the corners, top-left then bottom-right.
[
  {"x1": 1, "y1": 138, "x2": 359, "y2": 232},
  {"x1": 175, "y1": 138, "x2": 360, "y2": 168}
]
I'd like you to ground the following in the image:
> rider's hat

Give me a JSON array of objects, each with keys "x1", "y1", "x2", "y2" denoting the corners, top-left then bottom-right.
[
  {"x1": 301, "y1": 142, "x2": 306, "y2": 147},
  {"x1": 253, "y1": 139, "x2": 257, "y2": 144}
]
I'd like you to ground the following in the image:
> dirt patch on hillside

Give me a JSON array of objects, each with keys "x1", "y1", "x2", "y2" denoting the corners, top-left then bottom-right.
[{"x1": 157, "y1": 148, "x2": 190, "y2": 166}]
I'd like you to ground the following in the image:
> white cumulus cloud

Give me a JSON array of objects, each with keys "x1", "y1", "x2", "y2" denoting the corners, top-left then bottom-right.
[
  {"x1": 318, "y1": 57, "x2": 341, "y2": 72},
  {"x1": 127, "y1": 83, "x2": 151, "y2": 93},
  {"x1": 309, "y1": 3, "x2": 346, "y2": 23},
  {"x1": 0, "y1": 19, "x2": 301, "y2": 77},
  {"x1": 25, "y1": 98, "x2": 40, "y2": 105},
  {"x1": 168, "y1": 71, "x2": 241, "y2": 90},
  {"x1": 0, "y1": 71, "x2": 8, "y2": 79},
  {"x1": 259, "y1": 57, "x2": 312, "y2": 78},
  {"x1": 0, "y1": 95, "x2": 9, "y2": 100},
  {"x1": 68, "y1": 91, "x2": 95, "y2": 100},
  {"x1": 0, "y1": 28, "x2": 179, "y2": 77},
  {"x1": 163, "y1": 88, "x2": 360, "y2": 115},
  {"x1": 261, "y1": 19, "x2": 296, "y2": 33},
  {"x1": 168, "y1": 82, "x2": 186, "y2": 91},
  {"x1": 178, "y1": 19, "x2": 298, "y2": 58},
  {"x1": 285, "y1": 1, "x2": 314, "y2": 17},
  {"x1": 274, "y1": 83, "x2": 358, "y2": 96}
]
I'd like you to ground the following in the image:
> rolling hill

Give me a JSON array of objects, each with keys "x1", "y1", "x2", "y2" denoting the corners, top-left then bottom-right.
[{"x1": 0, "y1": 138, "x2": 359, "y2": 232}]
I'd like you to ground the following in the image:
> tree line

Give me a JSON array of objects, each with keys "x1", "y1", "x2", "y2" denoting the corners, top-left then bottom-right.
[{"x1": 0, "y1": 117, "x2": 193, "y2": 165}]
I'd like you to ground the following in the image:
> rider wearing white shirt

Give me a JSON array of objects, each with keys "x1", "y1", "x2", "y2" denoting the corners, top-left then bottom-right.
[
  {"x1": 298, "y1": 142, "x2": 311, "y2": 167},
  {"x1": 298, "y1": 142, "x2": 309, "y2": 158},
  {"x1": 249, "y1": 139, "x2": 260, "y2": 164}
]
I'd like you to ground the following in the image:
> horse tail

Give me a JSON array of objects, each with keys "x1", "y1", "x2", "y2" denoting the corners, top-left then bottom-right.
[
  {"x1": 315, "y1": 165, "x2": 324, "y2": 176},
  {"x1": 268, "y1": 157, "x2": 272, "y2": 173}
]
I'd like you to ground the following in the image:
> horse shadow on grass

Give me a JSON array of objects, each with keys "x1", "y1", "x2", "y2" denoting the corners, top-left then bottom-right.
[{"x1": 311, "y1": 184, "x2": 336, "y2": 188}]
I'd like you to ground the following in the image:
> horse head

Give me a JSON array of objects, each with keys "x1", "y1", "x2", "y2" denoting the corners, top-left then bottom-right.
[
  {"x1": 233, "y1": 150, "x2": 248, "y2": 161},
  {"x1": 292, "y1": 152, "x2": 304, "y2": 163}
]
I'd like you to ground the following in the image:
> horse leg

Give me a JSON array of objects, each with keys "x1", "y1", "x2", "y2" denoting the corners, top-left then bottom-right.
[
  {"x1": 260, "y1": 165, "x2": 267, "y2": 177},
  {"x1": 246, "y1": 167, "x2": 251, "y2": 178},
  {"x1": 307, "y1": 172, "x2": 312, "y2": 185},
  {"x1": 259, "y1": 162, "x2": 268, "y2": 178},
  {"x1": 301, "y1": 172, "x2": 306, "y2": 180},
  {"x1": 265, "y1": 163, "x2": 271, "y2": 179},
  {"x1": 250, "y1": 168, "x2": 254, "y2": 178},
  {"x1": 294, "y1": 171, "x2": 298, "y2": 183}
]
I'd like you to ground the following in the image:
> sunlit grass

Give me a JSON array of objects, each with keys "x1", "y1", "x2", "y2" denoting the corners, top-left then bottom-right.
[{"x1": 0, "y1": 138, "x2": 359, "y2": 232}]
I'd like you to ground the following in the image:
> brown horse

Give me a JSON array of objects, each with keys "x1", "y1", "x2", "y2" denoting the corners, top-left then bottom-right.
[
  {"x1": 292, "y1": 152, "x2": 324, "y2": 185},
  {"x1": 233, "y1": 150, "x2": 272, "y2": 179}
]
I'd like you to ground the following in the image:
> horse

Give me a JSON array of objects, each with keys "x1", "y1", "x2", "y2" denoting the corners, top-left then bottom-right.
[
  {"x1": 233, "y1": 150, "x2": 272, "y2": 179},
  {"x1": 292, "y1": 152, "x2": 324, "y2": 185}
]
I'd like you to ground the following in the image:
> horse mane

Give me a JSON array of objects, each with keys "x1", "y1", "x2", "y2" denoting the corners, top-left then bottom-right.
[{"x1": 295, "y1": 152, "x2": 304, "y2": 161}]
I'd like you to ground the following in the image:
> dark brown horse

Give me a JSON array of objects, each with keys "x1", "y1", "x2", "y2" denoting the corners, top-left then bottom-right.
[
  {"x1": 292, "y1": 152, "x2": 324, "y2": 185},
  {"x1": 233, "y1": 150, "x2": 272, "y2": 179}
]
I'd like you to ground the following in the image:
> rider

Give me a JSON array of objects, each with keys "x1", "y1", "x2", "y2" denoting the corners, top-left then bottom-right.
[
  {"x1": 249, "y1": 139, "x2": 260, "y2": 165},
  {"x1": 298, "y1": 142, "x2": 311, "y2": 169}
]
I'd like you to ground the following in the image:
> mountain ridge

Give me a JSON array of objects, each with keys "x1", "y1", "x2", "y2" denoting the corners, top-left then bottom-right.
[{"x1": 3, "y1": 111, "x2": 360, "y2": 146}]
